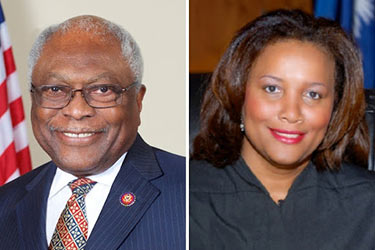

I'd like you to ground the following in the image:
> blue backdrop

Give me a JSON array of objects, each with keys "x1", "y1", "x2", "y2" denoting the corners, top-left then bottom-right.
[{"x1": 315, "y1": 0, "x2": 375, "y2": 89}]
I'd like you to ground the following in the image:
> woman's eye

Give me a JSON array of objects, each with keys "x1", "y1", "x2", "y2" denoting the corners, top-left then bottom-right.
[
  {"x1": 264, "y1": 85, "x2": 280, "y2": 93},
  {"x1": 306, "y1": 91, "x2": 321, "y2": 100}
]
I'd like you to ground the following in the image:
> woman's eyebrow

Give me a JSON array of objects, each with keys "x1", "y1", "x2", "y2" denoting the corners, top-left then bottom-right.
[
  {"x1": 259, "y1": 74, "x2": 282, "y2": 82},
  {"x1": 260, "y1": 75, "x2": 329, "y2": 87},
  {"x1": 309, "y1": 82, "x2": 328, "y2": 87}
]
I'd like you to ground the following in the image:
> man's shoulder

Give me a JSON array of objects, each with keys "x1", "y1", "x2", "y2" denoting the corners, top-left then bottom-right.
[
  {"x1": 0, "y1": 162, "x2": 53, "y2": 212},
  {"x1": 152, "y1": 147, "x2": 185, "y2": 179},
  {"x1": 130, "y1": 134, "x2": 185, "y2": 175},
  {"x1": 152, "y1": 147, "x2": 185, "y2": 165},
  {"x1": 0, "y1": 162, "x2": 50, "y2": 191}
]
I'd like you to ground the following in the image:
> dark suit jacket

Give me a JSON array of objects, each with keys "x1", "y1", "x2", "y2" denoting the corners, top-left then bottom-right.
[{"x1": 0, "y1": 134, "x2": 185, "y2": 250}]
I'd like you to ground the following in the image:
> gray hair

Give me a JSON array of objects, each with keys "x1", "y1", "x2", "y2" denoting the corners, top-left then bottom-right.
[{"x1": 28, "y1": 15, "x2": 144, "y2": 85}]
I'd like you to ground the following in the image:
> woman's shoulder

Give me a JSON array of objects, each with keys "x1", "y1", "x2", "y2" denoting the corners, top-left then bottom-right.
[
  {"x1": 337, "y1": 163, "x2": 375, "y2": 183},
  {"x1": 321, "y1": 162, "x2": 375, "y2": 191},
  {"x1": 190, "y1": 159, "x2": 237, "y2": 193}
]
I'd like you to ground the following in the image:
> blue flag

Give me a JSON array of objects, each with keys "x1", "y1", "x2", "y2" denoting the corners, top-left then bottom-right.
[{"x1": 315, "y1": 0, "x2": 375, "y2": 89}]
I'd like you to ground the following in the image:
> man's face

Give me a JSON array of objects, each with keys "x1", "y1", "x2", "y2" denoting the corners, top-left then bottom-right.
[{"x1": 31, "y1": 30, "x2": 145, "y2": 176}]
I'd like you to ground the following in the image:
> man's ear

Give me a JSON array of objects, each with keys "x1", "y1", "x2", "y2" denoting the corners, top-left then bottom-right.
[{"x1": 136, "y1": 84, "x2": 146, "y2": 112}]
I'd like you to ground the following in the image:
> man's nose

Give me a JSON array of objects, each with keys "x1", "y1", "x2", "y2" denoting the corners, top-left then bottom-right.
[{"x1": 61, "y1": 91, "x2": 95, "y2": 120}]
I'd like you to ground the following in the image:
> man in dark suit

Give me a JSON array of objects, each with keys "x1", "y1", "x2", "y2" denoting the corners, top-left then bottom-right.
[{"x1": 0, "y1": 15, "x2": 185, "y2": 250}]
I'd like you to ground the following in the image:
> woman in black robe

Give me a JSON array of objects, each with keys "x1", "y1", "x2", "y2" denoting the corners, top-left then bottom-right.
[{"x1": 190, "y1": 9, "x2": 374, "y2": 250}]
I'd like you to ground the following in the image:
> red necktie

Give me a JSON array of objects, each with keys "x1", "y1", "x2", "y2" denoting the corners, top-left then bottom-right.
[{"x1": 49, "y1": 178, "x2": 97, "y2": 250}]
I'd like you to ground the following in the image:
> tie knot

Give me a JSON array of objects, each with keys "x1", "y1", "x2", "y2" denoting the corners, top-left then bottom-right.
[{"x1": 68, "y1": 177, "x2": 97, "y2": 196}]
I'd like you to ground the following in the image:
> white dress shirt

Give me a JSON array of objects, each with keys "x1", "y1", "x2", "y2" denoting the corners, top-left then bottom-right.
[{"x1": 46, "y1": 153, "x2": 126, "y2": 244}]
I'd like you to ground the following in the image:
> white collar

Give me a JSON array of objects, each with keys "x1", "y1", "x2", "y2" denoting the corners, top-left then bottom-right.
[{"x1": 48, "y1": 153, "x2": 127, "y2": 199}]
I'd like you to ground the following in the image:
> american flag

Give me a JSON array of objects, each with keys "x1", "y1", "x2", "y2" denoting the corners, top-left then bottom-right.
[{"x1": 0, "y1": 3, "x2": 31, "y2": 185}]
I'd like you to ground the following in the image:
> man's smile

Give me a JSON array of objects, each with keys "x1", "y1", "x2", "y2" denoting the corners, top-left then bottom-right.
[{"x1": 62, "y1": 132, "x2": 95, "y2": 138}]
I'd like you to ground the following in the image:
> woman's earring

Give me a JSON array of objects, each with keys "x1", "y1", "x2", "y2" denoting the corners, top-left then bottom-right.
[{"x1": 240, "y1": 121, "x2": 245, "y2": 132}]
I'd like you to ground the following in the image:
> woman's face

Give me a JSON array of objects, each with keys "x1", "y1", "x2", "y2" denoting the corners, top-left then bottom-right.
[{"x1": 241, "y1": 39, "x2": 335, "y2": 170}]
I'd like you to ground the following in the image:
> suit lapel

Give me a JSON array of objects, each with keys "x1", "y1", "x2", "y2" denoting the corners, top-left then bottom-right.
[
  {"x1": 16, "y1": 163, "x2": 56, "y2": 249},
  {"x1": 86, "y1": 135, "x2": 163, "y2": 250}
]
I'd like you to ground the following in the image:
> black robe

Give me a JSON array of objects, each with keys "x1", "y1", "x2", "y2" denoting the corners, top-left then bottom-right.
[{"x1": 190, "y1": 157, "x2": 375, "y2": 250}]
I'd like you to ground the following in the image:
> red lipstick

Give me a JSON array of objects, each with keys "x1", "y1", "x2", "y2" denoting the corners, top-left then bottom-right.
[{"x1": 269, "y1": 128, "x2": 305, "y2": 144}]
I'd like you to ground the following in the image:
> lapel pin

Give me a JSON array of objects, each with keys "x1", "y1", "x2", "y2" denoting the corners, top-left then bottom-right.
[{"x1": 120, "y1": 192, "x2": 136, "y2": 207}]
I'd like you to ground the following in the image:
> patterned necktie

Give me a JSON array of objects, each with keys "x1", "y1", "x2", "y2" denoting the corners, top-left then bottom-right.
[{"x1": 49, "y1": 178, "x2": 97, "y2": 250}]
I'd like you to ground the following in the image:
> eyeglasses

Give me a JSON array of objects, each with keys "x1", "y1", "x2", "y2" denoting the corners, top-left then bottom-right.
[{"x1": 30, "y1": 82, "x2": 139, "y2": 109}]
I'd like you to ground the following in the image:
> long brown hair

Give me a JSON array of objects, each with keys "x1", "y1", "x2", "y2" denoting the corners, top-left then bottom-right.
[{"x1": 192, "y1": 9, "x2": 368, "y2": 170}]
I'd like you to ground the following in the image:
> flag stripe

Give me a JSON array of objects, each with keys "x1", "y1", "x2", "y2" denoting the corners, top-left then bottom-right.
[
  {"x1": 0, "y1": 142, "x2": 17, "y2": 184},
  {"x1": 0, "y1": 109, "x2": 13, "y2": 155},
  {"x1": 0, "y1": 22, "x2": 12, "y2": 51},
  {"x1": 0, "y1": 2, "x2": 32, "y2": 184},
  {"x1": 16, "y1": 146, "x2": 32, "y2": 175},
  {"x1": 13, "y1": 120, "x2": 28, "y2": 151},
  {"x1": 0, "y1": 44, "x2": 7, "y2": 82},
  {"x1": 0, "y1": 80, "x2": 7, "y2": 117},
  {"x1": 6, "y1": 73, "x2": 21, "y2": 103},
  {"x1": 0, "y1": 143, "x2": 31, "y2": 184},
  {"x1": 5, "y1": 168, "x2": 19, "y2": 183},
  {"x1": 3, "y1": 48, "x2": 16, "y2": 76},
  {"x1": 9, "y1": 97, "x2": 25, "y2": 127}
]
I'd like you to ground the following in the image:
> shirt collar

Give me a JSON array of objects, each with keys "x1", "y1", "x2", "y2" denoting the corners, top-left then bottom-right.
[{"x1": 48, "y1": 152, "x2": 127, "y2": 199}]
